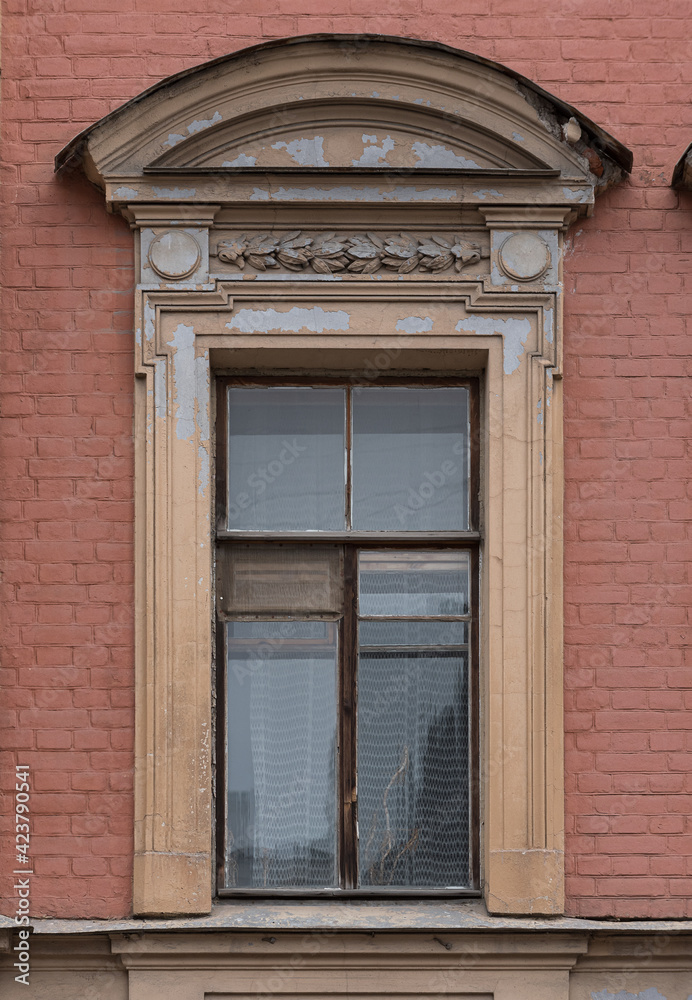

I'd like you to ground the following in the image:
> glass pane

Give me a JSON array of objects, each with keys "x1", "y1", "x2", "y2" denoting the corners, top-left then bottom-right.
[
  {"x1": 359, "y1": 620, "x2": 468, "y2": 648},
  {"x1": 359, "y1": 550, "x2": 469, "y2": 617},
  {"x1": 218, "y1": 544, "x2": 343, "y2": 614},
  {"x1": 357, "y1": 642, "x2": 469, "y2": 887},
  {"x1": 352, "y1": 387, "x2": 469, "y2": 531},
  {"x1": 227, "y1": 387, "x2": 345, "y2": 531},
  {"x1": 225, "y1": 621, "x2": 338, "y2": 888}
]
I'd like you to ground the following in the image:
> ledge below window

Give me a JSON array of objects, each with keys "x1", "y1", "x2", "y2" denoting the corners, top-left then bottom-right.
[{"x1": 5, "y1": 900, "x2": 692, "y2": 935}]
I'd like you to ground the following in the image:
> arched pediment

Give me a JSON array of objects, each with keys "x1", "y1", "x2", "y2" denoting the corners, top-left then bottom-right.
[
  {"x1": 151, "y1": 99, "x2": 551, "y2": 172},
  {"x1": 56, "y1": 34, "x2": 630, "y2": 215}
]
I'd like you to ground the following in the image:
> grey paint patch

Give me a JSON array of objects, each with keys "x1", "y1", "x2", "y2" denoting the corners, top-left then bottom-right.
[
  {"x1": 113, "y1": 186, "x2": 140, "y2": 199},
  {"x1": 187, "y1": 111, "x2": 222, "y2": 135},
  {"x1": 490, "y1": 262, "x2": 505, "y2": 285},
  {"x1": 395, "y1": 316, "x2": 434, "y2": 335},
  {"x1": 455, "y1": 314, "x2": 533, "y2": 375},
  {"x1": 210, "y1": 272, "x2": 343, "y2": 282},
  {"x1": 352, "y1": 134, "x2": 395, "y2": 166},
  {"x1": 226, "y1": 306, "x2": 350, "y2": 334},
  {"x1": 151, "y1": 186, "x2": 196, "y2": 199},
  {"x1": 154, "y1": 358, "x2": 167, "y2": 422},
  {"x1": 591, "y1": 991, "x2": 668, "y2": 1000},
  {"x1": 199, "y1": 445, "x2": 210, "y2": 496},
  {"x1": 412, "y1": 142, "x2": 480, "y2": 169},
  {"x1": 144, "y1": 301, "x2": 156, "y2": 343},
  {"x1": 164, "y1": 110, "x2": 223, "y2": 148},
  {"x1": 563, "y1": 186, "x2": 590, "y2": 202},
  {"x1": 249, "y1": 185, "x2": 457, "y2": 202},
  {"x1": 544, "y1": 307, "x2": 554, "y2": 344},
  {"x1": 272, "y1": 136, "x2": 329, "y2": 167},
  {"x1": 222, "y1": 153, "x2": 257, "y2": 167},
  {"x1": 169, "y1": 323, "x2": 197, "y2": 440},
  {"x1": 512, "y1": 131, "x2": 524, "y2": 142},
  {"x1": 473, "y1": 188, "x2": 503, "y2": 199}
]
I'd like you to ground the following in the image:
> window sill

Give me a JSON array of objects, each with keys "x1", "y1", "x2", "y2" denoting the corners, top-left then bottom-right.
[{"x1": 8, "y1": 901, "x2": 692, "y2": 935}]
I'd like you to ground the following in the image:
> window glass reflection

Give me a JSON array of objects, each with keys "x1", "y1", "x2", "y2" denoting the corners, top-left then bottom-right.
[{"x1": 228, "y1": 387, "x2": 346, "y2": 531}]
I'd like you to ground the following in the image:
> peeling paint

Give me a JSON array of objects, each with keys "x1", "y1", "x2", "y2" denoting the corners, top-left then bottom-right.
[
  {"x1": 198, "y1": 444, "x2": 210, "y2": 496},
  {"x1": 591, "y1": 991, "x2": 668, "y2": 1000},
  {"x1": 512, "y1": 131, "x2": 524, "y2": 142},
  {"x1": 272, "y1": 136, "x2": 329, "y2": 167},
  {"x1": 188, "y1": 111, "x2": 223, "y2": 134},
  {"x1": 352, "y1": 133, "x2": 395, "y2": 166},
  {"x1": 222, "y1": 153, "x2": 257, "y2": 167},
  {"x1": 412, "y1": 142, "x2": 480, "y2": 169},
  {"x1": 163, "y1": 110, "x2": 223, "y2": 148},
  {"x1": 168, "y1": 323, "x2": 197, "y2": 440},
  {"x1": 490, "y1": 262, "x2": 505, "y2": 285},
  {"x1": 537, "y1": 398, "x2": 543, "y2": 425},
  {"x1": 210, "y1": 271, "x2": 343, "y2": 282},
  {"x1": 113, "y1": 186, "x2": 140, "y2": 199},
  {"x1": 473, "y1": 188, "x2": 503, "y2": 199},
  {"x1": 144, "y1": 301, "x2": 156, "y2": 343},
  {"x1": 544, "y1": 306, "x2": 554, "y2": 344},
  {"x1": 455, "y1": 314, "x2": 532, "y2": 375},
  {"x1": 154, "y1": 358, "x2": 167, "y2": 423},
  {"x1": 151, "y1": 186, "x2": 196, "y2": 199},
  {"x1": 563, "y1": 186, "x2": 590, "y2": 202},
  {"x1": 395, "y1": 316, "x2": 434, "y2": 335},
  {"x1": 226, "y1": 306, "x2": 350, "y2": 334},
  {"x1": 249, "y1": 185, "x2": 457, "y2": 202}
]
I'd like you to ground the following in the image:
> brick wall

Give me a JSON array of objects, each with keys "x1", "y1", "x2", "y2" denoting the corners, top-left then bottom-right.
[{"x1": 1, "y1": 1, "x2": 691, "y2": 918}]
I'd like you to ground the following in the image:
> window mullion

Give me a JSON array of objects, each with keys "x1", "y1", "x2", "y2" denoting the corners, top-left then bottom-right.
[{"x1": 340, "y1": 543, "x2": 358, "y2": 888}]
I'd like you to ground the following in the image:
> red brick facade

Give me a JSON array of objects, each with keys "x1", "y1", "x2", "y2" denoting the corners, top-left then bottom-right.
[{"x1": 1, "y1": 3, "x2": 691, "y2": 919}]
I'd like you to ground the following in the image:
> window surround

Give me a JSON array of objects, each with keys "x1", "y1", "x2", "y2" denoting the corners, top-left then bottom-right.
[{"x1": 55, "y1": 34, "x2": 632, "y2": 918}]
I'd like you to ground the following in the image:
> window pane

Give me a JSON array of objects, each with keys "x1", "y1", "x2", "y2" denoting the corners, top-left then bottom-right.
[
  {"x1": 225, "y1": 621, "x2": 338, "y2": 888},
  {"x1": 218, "y1": 544, "x2": 344, "y2": 614},
  {"x1": 227, "y1": 387, "x2": 345, "y2": 531},
  {"x1": 352, "y1": 387, "x2": 469, "y2": 531},
  {"x1": 359, "y1": 620, "x2": 468, "y2": 648},
  {"x1": 359, "y1": 550, "x2": 469, "y2": 617},
  {"x1": 357, "y1": 641, "x2": 469, "y2": 888}
]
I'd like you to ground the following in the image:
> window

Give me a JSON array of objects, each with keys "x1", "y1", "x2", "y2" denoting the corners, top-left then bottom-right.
[{"x1": 215, "y1": 378, "x2": 480, "y2": 894}]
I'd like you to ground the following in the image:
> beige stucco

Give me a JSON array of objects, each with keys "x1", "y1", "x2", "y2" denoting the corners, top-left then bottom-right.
[
  {"x1": 3, "y1": 924, "x2": 692, "y2": 1000},
  {"x1": 54, "y1": 35, "x2": 634, "y2": 920}
]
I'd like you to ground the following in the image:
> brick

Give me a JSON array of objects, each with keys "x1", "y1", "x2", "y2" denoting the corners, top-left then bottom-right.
[{"x1": 4, "y1": 0, "x2": 692, "y2": 925}]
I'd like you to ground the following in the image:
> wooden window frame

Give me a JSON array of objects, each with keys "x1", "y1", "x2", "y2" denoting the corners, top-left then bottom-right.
[{"x1": 215, "y1": 375, "x2": 481, "y2": 897}]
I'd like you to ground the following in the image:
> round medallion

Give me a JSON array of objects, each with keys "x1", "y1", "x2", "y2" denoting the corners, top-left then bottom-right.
[
  {"x1": 498, "y1": 233, "x2": 550, "y2": 282},
  {"x1": 147, "y1": 231, "x2": 201, "y2": 280}
]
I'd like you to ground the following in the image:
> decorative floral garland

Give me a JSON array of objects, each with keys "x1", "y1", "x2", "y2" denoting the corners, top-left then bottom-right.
[{"x1": 212, "y1": 231, "x2": 489, "y2": 275}]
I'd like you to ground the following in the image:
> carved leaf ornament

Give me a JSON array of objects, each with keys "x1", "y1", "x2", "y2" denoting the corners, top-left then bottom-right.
[{"x1": 213, "y1": 231, "x2": 489, "y2": 275}]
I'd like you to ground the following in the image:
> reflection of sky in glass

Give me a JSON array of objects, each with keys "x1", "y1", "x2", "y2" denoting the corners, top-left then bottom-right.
[
  {"x1": 226, "y1": 621, "x2": 338, "y2": 888},
  {"x1": 227, "y1": 387, "x2": 345, "y2": 531},
  {"x1": 352, "y1": 388, "x2": 469, "y2": 531}
]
